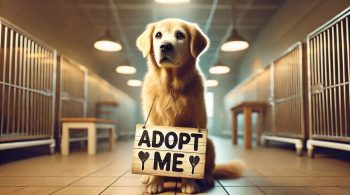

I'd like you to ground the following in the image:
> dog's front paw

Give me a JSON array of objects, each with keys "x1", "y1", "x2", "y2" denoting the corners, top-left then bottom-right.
[
  {"x1": 146, "y1": 182, "x2": 164, "y2": 194},
  {"x1": 181, "y1": 178, "x2": 199, "y2": 194},
  {"x1": 146, "y1": 176, "x2": 164, "y2": 194}
]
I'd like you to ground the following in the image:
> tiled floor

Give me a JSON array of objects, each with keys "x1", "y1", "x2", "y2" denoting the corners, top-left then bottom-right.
[{"x1": 0, "y1": 137, "x2": 350, "y2": 195}]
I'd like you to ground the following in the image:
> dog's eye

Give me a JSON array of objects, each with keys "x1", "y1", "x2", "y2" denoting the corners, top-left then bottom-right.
[
  {"x1": 175, "y1": 31, "x2": 185, "y2": 40},
  {"x1": 155, "y1": 32, "x2": 162, "y2": 39}
]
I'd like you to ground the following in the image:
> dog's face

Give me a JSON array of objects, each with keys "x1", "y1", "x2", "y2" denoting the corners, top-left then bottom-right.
[
  {"x1": 136, "y1": 19, "x2": 209, "y2": 69},
  {"x1": 152, "y1": 21, "x2": 190, "y2": 68}
]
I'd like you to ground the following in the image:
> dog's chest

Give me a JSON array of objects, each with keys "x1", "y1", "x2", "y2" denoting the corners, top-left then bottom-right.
[{"x1": 155, "y1": 92, "x2": 188, "y2": 117}]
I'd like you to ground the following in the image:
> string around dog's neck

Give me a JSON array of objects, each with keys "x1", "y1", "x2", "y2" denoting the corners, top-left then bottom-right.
[
  {"x1": 143, "y1": 91, "x2": 157, "y2": 129},
  {"x1": 143, "y1": 82, "x2": 175, "y2": 128},
  {"x1": 142, "y1": 86, "x2": 201, "y2": 131}
]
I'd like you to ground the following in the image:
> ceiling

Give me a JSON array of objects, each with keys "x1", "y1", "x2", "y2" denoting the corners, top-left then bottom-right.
[{"x1": 0, "y1": 0, "x2": 286, "y2": 100}]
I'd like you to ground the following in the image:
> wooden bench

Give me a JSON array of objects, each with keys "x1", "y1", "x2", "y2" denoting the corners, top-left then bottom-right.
[
  {"x1": 61, "y1": 118, "x2": 116, "y2": 155},
  {"x1": 231, "y1": 101, "x2": 266, "y2": 149}
]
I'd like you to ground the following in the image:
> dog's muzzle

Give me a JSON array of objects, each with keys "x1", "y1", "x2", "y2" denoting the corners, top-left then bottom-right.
[{"x1": 160, "y1": 42, "x2": 173, "y2": 54}]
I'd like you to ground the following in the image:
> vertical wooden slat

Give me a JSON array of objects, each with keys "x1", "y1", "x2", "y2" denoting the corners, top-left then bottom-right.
[
  {"x1": 30, "y1": 41, "x2": 34, "y2": 136},
  {"x1": 313, "y1": 38, "x2": 319, "y2": 136},
  {"x1": 44, "y1": 49, "x2": 48, "y2": 134},
  {"x1": 42, "y1": 49, "x2": 45, "y2": 134},
  {"x1": 33, "y1": 43, "x2": 38, "y2": 134},
  {"x1": 317, "y1": 35, "x2": 322, "y2": 136},
  {"x1": 346, "y1": 17, "x2": 350, "y2": 137},
  {"x1": 41, "y1": 47, "x2": 45, "y2": 135},
  {"x1": 22, "y1": 37, "x2": 29, "y2": 135},
  {"x1": 288, "y1": 51, "x2": 291, "y2": 135},
  {"x1": 297, "y1": 44, "x2": 300, "y2": 135},
  {"x1": 319, "y1": 34, "x2": 324, "y2": 136},
  {"x1": 12, "y1": 32, "x2": 18, "y2": 133},
  {"x1": 295, "y1": 48, "x2": 299, "y2": 134},
  {"x1": 17, "y1": 35, "x2": 23, "y2": 134},
  {"x1": 319, "y1": 34, "x2": 325, "y2": 136},
  {"x1": 22, "y1": 37, "x2": 27, "y2": 134},
  {"x1": 340, "y1": 20, "x2": 347, "y2": 136},
  {"x1": 322, "y1": 31, "x2": 330, "y2": 137},
  {"x1": 0, "y1": 21, "x2": 2, "y2": 135},
  {"x1": 7, "y1": 29, "x2": 13, "y2": 134},
  {"x1": 39, "y1": 46, "x2": 43, "y2": 135},
  {"x1": 38, "y1": 47, "x2": 42, "y2": 135},
  {"x1": 336, "y1": 23, "x2": 343, "y2": 136},
  {"x1": 310, "y1": 39, "x2": 315, "y2": 135},
  {"x1": 1, "y1": 27, "x2": 8, "y2": 135},
  {"x1": 330, "y1": 27, "x2": 336, "y2": 136},
  {"x1": 48, "y1": 49, "x2": 52, "y2": 133},
  {"x1": 327, "y1": 29, "x2": 333, "y2": 137},
  {"x1": 45, "y1": 51, "x2": 49, "y2": 135},
  {"x1": 49, "y1": 52, "x2": 53, "y2": 135}
]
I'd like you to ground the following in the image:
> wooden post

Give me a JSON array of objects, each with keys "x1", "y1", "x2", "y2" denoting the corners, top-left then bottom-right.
[
  {"x1": 257, "y1": 108, "x2": 264, "y2": 146},
  {"x1": 109, "y1": 127, "x2": 116, "y2": 151},
  {"x1": 87, "y1": 123, "x2": 97, "y2": 155},
  {"x1": 231, "y1": 110, "x2": 238, "y2": 145},
  {"x1": 61, "y1": 123, "x2": 70, "y2": 155},
  {"x1": 244, "y1": 107, "x2": 252, "y2": 149}
]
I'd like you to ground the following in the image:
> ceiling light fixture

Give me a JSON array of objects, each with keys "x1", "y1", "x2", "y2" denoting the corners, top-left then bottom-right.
[
  {"x1": 155, "y1": 0, "x2": 190, "y2": 4},
  {"x1": 221, "y1": 29, "x2": 249, "y2": 51},
  {"x1": 127, "y1": 79, "x2": 143, "y2": 87},
  {"x1": 94, "y1": 29, "x2": 122, "y2": 52},
  {"x1": 221, "y1": 0, "x2": 249, "y2": 52},
  {"x1": 115, "y1": 60, "x2": 136, "y2": 74},
  {"x1": 205, "y1": 79, "x2": 219, "y2": 87},
  {"x1": 209, "y1": 60, "x2": 230, "y2": 74}
]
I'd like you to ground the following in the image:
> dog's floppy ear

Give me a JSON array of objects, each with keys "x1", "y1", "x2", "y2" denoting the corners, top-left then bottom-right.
[
  {"x1": 136, "y1": 23, "x2": 156, "y2": 58},
  {"x1": 189, "y1": 23, "x2": 209, "y2": 58}
]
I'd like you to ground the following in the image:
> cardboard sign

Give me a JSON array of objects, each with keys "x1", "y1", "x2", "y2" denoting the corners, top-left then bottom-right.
[{"x1": 132, "y1": 124, "x2": 207, "y2": 179}]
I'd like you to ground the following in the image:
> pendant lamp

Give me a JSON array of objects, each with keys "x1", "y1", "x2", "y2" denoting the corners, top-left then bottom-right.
[
  {"x1": 94, "y1": 29, "x2": 122, "y2": 52},
  {"x1": 221, "y1": 0, "x2": 249, "y2": 52},
  {"x1": 209, "y1": 60, "x2": 230, "y2": 74}
]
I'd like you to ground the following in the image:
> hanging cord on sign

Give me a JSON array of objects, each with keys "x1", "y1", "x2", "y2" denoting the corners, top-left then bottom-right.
[
  {"x1": 142, "y1": 88, "x2": 202, "y2": 132},
  {"x1": 143, "y1": 91, "x2": 157, "y2": 129}
]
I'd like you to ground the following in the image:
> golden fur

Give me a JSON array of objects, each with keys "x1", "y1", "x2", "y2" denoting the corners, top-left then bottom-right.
[{"x1": 137, "y1": 18, "x2": 244, "y2": 194}]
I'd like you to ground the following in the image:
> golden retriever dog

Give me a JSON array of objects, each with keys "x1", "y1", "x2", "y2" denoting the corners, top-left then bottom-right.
[{"x1": 136, "y1": 18, "x2": 244, "y2": 194}]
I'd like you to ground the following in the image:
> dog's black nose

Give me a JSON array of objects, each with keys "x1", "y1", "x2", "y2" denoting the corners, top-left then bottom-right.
[{"x1": 160, "y1": 42, "x2": 173, "y2": 53}]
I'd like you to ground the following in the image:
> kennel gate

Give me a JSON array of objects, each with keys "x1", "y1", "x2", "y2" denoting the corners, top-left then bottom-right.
[
  {"x1": 261, "y1": 43, "x2": 305, "y2": 155},
  {"x1": 59, "y1": 56, "x2": 87, "y2": 119},
  {"x1": 0, "y1": 17, "x2": 56, "y2": 152},
  {"x1": 307, "y1": 7, "x2": 350, "y2": 157},
  {"x1": 56, "y1": 56, "x2": 88, "y2": 143}
]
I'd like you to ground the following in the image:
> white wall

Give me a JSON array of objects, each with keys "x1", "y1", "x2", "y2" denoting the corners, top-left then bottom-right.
[{"x1": 236, "y1": 0, "x2": 350, "y2": 83}]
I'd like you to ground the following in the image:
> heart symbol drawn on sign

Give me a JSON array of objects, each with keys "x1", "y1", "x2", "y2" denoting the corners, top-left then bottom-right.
[
  {"x1": 189, "y1": 156, "x2": 200, "y2": 174},
  {"x1": 138, "y1": 151, "x2": 150, "y2": 171}
]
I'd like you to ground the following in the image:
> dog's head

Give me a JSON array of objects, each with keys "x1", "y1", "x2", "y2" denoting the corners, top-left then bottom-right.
[{"x1": 136, "y1": 19, "x2": 209, "y2": 68}]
